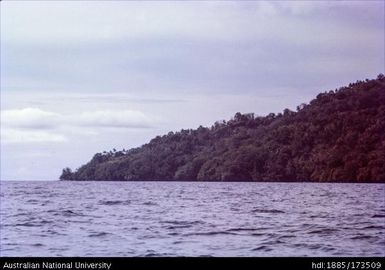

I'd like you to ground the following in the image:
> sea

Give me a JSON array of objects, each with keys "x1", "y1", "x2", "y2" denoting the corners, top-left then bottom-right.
[{"x1": 0, "y1": 181, "x2": 384, "y2": 257}]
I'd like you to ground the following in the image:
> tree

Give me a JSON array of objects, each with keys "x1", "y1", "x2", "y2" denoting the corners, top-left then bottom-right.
[
  {"x1": 60, "y1": 167, "x2": 73, "y2": 180},
  {"x1": 60, "y1": 76, "x2": 385, "y2": 183}
]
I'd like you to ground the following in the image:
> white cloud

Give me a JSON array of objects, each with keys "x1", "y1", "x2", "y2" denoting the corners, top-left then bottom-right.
[
  {"x1": 1, "y1": 107, "x2": 157, "y2": 144},
  {"x1": 1, "y1": 108, "x2": 60, "y2": 129},
  {"x1": 1, "y1": 107, "x2": 155, "y2": 129}
]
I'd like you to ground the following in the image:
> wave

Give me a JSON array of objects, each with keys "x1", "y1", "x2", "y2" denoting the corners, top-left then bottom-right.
[
  {"x1": 184, "y1": 231, "x2": 239, "y2": 236},
  {"x1": 14, "y1": 222, "x2": 43, "y2": 227},
  {"x1": 31, "y1": 243, "x2": 44, "y2": 247},
  {"x1": 47, "y1": 209, "x2": 84, "y2": 217},
  {"x1": 161, "y1": 220, "x2": 204, "y2": 226},
  {"x1": 98, "y1": 200, "x2": 131, "y2": 206},
  {"x1": 350, "y1": 235, "x2": 375, "y2": 240},
  {"x1": 361, "y1": 225, "x2": 385, "y2": 230},
  {"x1": 142, "y1": 201, "x2": 158, "y2": 206},
  {"x1": 226, "y1": 228, "x2": 262, "y2": 232},
  {"x1": 308, "y1": 228, "x2": 339, "y2": 234},
  {"x1": 251, "y1": 245, "x2": 273, "y2": 252},
  {"x1": 252, "y1": 208, "x2": 285, "y2": 214},
  {"x1": 88, "y1": 232, "x2": 113, "y2": 238},
  {"x1": 372, "y1": 214, "x2": 385, "y2": 218}
]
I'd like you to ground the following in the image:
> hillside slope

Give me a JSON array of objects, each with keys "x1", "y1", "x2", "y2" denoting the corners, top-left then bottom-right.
[{"x1": 60, "y1": 75, "x2": 385, "y2": 182}]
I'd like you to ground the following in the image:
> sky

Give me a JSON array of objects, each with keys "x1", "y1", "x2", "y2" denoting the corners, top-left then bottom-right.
[{"x1": 1, "y1": 1, "x2": 384, "y2": 180}]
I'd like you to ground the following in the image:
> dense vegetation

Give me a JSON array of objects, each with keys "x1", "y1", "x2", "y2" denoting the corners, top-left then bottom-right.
[{"x1": 61, "y1": 75, "x2": 385, "y2": 182}]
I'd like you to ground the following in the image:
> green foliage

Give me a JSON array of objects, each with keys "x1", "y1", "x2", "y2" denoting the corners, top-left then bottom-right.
[
  {"x1": 59, "y1": 167, "x2": 73, "y2": 180},
  {"x1": 60, "y1": 75, "x2": 385, "y2": 182}
]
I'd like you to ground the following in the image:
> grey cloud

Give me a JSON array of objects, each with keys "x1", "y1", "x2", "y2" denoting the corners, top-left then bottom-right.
[
  {"x1": 1, "y1": 108, "x2": 60, "y2": 130},
  {"x1": 1, "y1": 108, "x2": 157, "y2": 134}
]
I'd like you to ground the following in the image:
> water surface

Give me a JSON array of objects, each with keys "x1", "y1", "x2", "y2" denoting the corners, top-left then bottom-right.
[{"x1": 0, "y1": 181, "x2": 384, "y2": 256}]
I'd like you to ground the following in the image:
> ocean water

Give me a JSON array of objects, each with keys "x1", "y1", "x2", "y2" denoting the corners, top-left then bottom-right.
[{"x1": 0, "y1": 181, "x2": 384, "y2": 257}]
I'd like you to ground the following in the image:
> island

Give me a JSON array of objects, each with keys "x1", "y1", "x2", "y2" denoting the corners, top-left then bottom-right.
[{"x1": 60, "y1": 75, "x2": 385, "y2": 182}]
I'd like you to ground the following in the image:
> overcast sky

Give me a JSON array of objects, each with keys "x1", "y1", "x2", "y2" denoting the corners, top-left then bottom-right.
[{"x1": 1, "y1": 1, "x2": 384, "y2": 180}]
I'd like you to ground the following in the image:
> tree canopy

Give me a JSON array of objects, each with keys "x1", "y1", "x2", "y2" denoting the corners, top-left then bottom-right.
[{"x1": 60, "y1": 75, "x2": 385, "y2": 182}]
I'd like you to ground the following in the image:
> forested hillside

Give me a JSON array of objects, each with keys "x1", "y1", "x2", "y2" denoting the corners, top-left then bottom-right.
[{"x1": 60, "y1": 75, "x2": 385, "y2": 182}]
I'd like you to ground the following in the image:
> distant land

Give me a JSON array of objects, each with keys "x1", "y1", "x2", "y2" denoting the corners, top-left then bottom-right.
[{"x1": 61, "y1": 75, "x2": 385, "y2": 182}]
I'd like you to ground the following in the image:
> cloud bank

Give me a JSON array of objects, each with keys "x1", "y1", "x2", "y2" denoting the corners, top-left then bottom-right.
[
  {"x1": 1, "y1": 108, "x2": 156, "y2": 143},
  {"x1": 2, "y1": 108, "x2": 59, "y2": 129},
  {"x1": 2, "y1": 1, "x2": 383, "y2": 95}
]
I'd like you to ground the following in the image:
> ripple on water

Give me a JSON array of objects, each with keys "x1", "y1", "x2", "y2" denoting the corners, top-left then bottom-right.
[
  {"x1": 350, "y1": 235, "x2": 376, "y2": 240},
  {"x1": 98, "y1": 200, "x2": 131, "y2": 206},
  {"x1": 226, "y1": 228, "x2": 262, "y2": 232},
  {"x1": 142, "y1": 201, "x2": 158, "y2": 206},
  {"x1": 31, "y1": 243, "x2": 44, "y2": 247},
  {"x1": 371, "y1": 214, "x2": 385, "y2": 218},
  {"x1": 14, "y1": 219, "x2": 53, "y2": 227},
  {"x1": 88, "y1": 232, "x2": 113, "y2": 238},
  {"x1": 161, "y1": 220, "x2": 204, "y2": 230},
  {"x1": 252, "y1": 208, "x2": 285, "y2": 214},
  {"x1": 47, "y1": 209, "x2": 84, "y2": 217},
  {"x1": 308, "y1": 228, "x2": 340, "y2": 235},
  {"x1": 184, "y1": 231, "x2": 239, "y2": 237},
  {"x1": 1, "y1": 181, "x2": 384, "y2": 257},
  {"x1": 251, "y1": 245, "x2": 273, "y2": 252}
]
